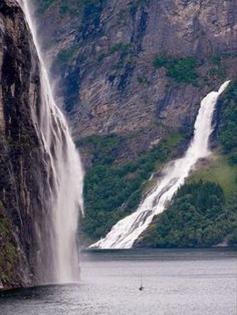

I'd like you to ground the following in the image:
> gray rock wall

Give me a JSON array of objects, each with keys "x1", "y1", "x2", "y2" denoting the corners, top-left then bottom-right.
[
  {"x1": 35, "y1": 0, "x2": 237, "y2": 161},
  {"x1": 0, "y1": 0, "x2": 53, "y2": 289}
]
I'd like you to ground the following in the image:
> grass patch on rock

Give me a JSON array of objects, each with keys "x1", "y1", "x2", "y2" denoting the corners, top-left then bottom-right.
[{"x1": 189, "y1": 154, "x2": 237, "y2": 198}]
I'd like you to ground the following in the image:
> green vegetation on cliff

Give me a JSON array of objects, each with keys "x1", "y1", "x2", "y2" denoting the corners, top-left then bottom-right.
[
  {"x1": 153, "y1": 56, "x2": 198, "y2": 84},
  {"x1": 218, "y1": 80, "x2": 237, "y2": 158},
  {"x1": 137, "y1": 181, "x2": 237, "y2": 248}
]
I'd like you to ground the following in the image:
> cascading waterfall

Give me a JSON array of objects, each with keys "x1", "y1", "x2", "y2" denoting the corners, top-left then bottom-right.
[
  {"x1": 18, "y1": 0, "x2": 84, "y2": 283},
  {"x1": 92, "y1": 81, "x2": 230, "y2": 249}
]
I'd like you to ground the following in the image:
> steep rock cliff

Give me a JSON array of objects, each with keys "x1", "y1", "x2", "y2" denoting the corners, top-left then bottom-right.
[
  {"x1": 35, "y1": 0, "x2": 236, "y2": 156},
  {"x1": 0, "y1": 0, "x2": 53, "y2": 289}
]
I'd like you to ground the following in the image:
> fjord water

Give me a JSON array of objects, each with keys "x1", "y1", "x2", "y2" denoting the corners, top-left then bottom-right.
[
  {"x1": 0, "y1": 249, "x2": 236, "y2": 315},
  {"x1": 92, "y1": 81, "x2": 230, "y2": 249},
  {"x1": 19, "y1": 0, "x2": 84, "y2": 283}
]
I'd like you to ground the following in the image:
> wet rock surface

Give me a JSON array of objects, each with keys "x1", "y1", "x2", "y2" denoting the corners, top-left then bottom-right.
[{"x1": 0, "y1": 0, "x2": 53, "y2": 289}]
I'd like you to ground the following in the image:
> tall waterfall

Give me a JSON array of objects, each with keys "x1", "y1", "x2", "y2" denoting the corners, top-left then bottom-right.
[
  {"x1": 19, "y1": 1, "x2": 84, "y2": 283},
  {"x1": 92, "y1": 81, "x2": 230, "y2": 249}
]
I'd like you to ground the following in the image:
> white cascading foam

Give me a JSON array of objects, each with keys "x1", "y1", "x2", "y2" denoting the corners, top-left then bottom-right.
[
  {"x1": 91, "y1": 81, "x2": 230, "y2": 249},
  {"x1": 19, "y1": 0, "x2": 84, "y2": 283}
]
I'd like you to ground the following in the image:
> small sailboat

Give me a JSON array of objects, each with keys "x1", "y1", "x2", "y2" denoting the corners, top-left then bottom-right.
[{"x1": 139, "y1": 275, "x2": 144, "y2": 291}]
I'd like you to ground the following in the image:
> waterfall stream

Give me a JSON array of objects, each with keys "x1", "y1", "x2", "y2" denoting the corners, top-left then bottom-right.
[
  {"x1": 18, "y1": 0, "x2": 84, "y2": 283},
  {"x1": 91, "y1": 81, "x2": 230, "y2": 249}
]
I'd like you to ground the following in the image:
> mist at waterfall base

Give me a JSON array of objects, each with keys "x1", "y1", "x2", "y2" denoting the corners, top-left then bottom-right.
[
  {"x1": 92, "y1": 81, "x2": 230, "y2": 249},
  {"x1": 19, "y1": 1, "x2": 84, "y2": 284},
  {"x1": 0, "y1": 249, "x2": 236, "y2": 315}
]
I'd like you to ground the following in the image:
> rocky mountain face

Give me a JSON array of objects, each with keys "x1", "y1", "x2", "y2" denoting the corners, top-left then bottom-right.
[
  {"x1": 33, "y1": 0, "x2": 237, "y2": 244},
  {"x1": 0, "y1": 0, "x2": 53, "y2": 289},
  {"x1": 34, "y1": 0, "x2": 237, "y2": 161}
]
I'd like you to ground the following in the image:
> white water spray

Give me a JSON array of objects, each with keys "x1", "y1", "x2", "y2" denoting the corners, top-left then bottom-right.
[
  {"x1": 19, "y1": 0, "x2": 84, "y2": 283},
  {"x1": 92, "y1": 81, "x2": 230, "y2": 249}
]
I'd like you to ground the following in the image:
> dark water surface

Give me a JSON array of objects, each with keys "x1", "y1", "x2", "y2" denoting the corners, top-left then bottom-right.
[{"x1": 0, "y1": 249, "x2": 237, "y2": 315}]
